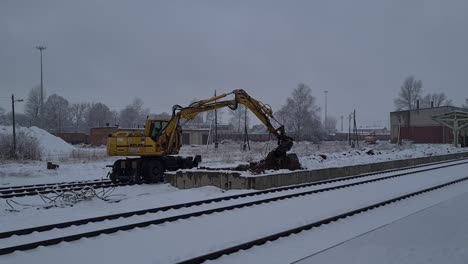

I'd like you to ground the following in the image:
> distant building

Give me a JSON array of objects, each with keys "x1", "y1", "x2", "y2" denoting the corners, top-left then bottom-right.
[
  {"x1": 53, "y1": 132, "x2": 89, "y2": 145},
  {"x1": 181, "y1": 128, "x2": 210, "y2": 145},
  {"x1": 390, "y1": 106, "x2": 468, "y2": 144},
  {"x1": 357, "y1": 126, "x2": 389, "y2": 136}
]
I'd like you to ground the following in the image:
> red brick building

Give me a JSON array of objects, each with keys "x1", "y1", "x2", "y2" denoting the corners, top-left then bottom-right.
[{"x1": 390, "y1": 106, "x2": 468, "y2": 144}]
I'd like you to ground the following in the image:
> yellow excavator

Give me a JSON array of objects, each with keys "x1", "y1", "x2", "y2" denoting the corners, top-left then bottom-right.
[{"x1": 107, "y1": 89, "x2": 300, "y2": 183}]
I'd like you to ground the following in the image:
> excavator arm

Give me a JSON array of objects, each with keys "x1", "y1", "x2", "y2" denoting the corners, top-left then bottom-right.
[{"x1": 156, "y1": 89, "x2": 293, "y2": 155}]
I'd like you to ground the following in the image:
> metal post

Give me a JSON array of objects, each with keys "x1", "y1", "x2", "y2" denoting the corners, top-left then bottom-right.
[
  {"x1": 36, "y1": 46, "x2": 46, "y2": 107},
  {"x1": 214, "y1": 90, "x2": 218, "y2": 148},
  {"x1": 324, "y1": 91, "x2": 328, "y2": 133},
  {"x1": 11, "y1": 94, "x2": 16, "y2": 156},
  {"x1": 340, "y1": 115, "x2": 343, "y2": 131},
  {"x1": 10, "y1": 94, "x2": 23, "y2": 157},
  {"x1": 348, "y1": 113, "x2": 352, "y2": 145},
  {"x1": 243, "y1": 106, "x2": 250, "y2": 151}
]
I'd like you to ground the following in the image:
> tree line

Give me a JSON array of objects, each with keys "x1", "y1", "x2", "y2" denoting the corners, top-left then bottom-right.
[
  {"x1": 0, "y1": 84, "x2": 336, "y2": 142},
  {"x1": 394, "y1": 76, "x2": 467, "y2": 110},
  {"x1": 0, "y1": 86, "x2": 152, "y2": 133}
]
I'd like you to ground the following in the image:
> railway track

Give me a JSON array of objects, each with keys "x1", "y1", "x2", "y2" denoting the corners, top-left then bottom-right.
[
  {"x1": 1, "y1": 158, "x2": 466, "y2": 200},
  {"x1": 177, "y1": 175, "x2": 468, "y2": 264},
  {"x1": 0, "y1": 179, "x2": 128, "y2": 199},
  {"x1": 1, "y1": 159, "x2": 467, "y2": 256}
]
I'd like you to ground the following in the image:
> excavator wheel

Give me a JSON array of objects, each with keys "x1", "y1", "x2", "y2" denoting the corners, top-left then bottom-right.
[{"x1": 142, "y1": 159, "x2": 165, "y2": 183}]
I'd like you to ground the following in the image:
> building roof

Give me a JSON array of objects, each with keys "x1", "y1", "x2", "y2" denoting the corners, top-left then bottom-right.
[
  {"x1": 390, "y1": 106, "x2": 468, "y2": 114},
  {"x1": 432, "y1": 110, "x2": 468, "y2": 121}
]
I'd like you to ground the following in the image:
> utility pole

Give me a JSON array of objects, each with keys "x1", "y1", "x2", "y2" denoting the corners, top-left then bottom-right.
[
  {"x1": 36, "y1": 46, "x2": 46, "y2": 107},
  {"x1": 214, "y1": 90, "x2": 218, "y2": 148},
  {"x1": 324, "y1": 91, "x2": 328, "y2": 133},
  {"x1": 242, "y1": 106, "x2": 250, "y2": 151},
  {"x1": 348, "y1": 113, "x2": 352, "y2": 146},
  {"x1": 353, "y1": 109, "x2": 359, "y2": 148},
  {"x1": 11, "y1": 94, "x2": 24, "y2": 157},
  {"x1": 340, "y1": 115, "x2": 344, "y2": 131}
]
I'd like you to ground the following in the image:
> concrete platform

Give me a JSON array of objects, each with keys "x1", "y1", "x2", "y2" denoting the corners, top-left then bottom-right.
[{"x1": 165, "y1": 152, "x2": 468, "y2": 190}]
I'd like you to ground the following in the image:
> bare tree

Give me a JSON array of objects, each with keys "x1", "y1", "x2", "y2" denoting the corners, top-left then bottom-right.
[
  {"x1": 119, "y1": 98, "x2": 150, "y2": 128},
  {"x1": 87, "y1": 102, "x2": 112, "y2": 128},
  {"x1": 70, "y1": 103, "x2": 89, "y2": 132},
  {"x1": 229, "y1": 105, "x2": 249, "y2": 133},
  {"x1": 421, "y1": 93, "x2": 452, "y2": 108},
  {"x1": 119, "y1": 107, "x2": 139, "y2": 128},
  {"x1": 42, "y1": 94, "x2": 71, "y2": 132},
  {"x1": 0, "y1": 107, "x2": 6, "y2": 125},
  {"x1": 152, "y1": 112, "x2": 171, "y2": 120},
  {"x1": 24, "y1": 86, "x2": 43, "y2": 126},
  {"x1": 463, "y1": 98, "x2": 468, "y2": 109},
  {"x1": 325, "y1": 116, "x2": 338, "y2": 132},
  {"x1": 394, "y1": 76, "x2": 423, "y2": 110},
  {"x1": 277, "y1": 83, "x2": 323, "y2": 141},
  {"x1": 110, "y1": 110, "x2": 120, "y2": 127},
  {"x1": 5, "y1": 112, "x2": 30, "y2": 127}
]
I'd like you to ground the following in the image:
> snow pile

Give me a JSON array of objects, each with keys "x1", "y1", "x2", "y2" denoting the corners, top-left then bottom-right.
[{"x1": 0, "y1": 126, "x2": 75, "y2": 160}]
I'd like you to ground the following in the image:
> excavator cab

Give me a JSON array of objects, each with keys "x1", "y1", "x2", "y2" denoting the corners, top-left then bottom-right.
[{"x1": 146, "y1": 119, "x2": 169, "y2": 139}]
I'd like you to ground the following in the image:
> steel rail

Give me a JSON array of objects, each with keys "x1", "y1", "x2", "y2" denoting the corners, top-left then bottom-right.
[
  {"x1": 1, "y1": 160, "x2": 467, "y2": 255},
  {"x1": 177, "y1": 175, "x2": 468, "y2": 264}
]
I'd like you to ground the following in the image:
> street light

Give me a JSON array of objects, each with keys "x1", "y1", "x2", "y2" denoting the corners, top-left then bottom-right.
[
  {"x1": 36, "y1": 46, "x2": 46, "y2": 107},
  {"x1": 11, "y1": 94, "x2": 24, "y2": 157}
]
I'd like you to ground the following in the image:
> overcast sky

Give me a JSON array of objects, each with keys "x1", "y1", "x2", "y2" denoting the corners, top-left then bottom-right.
[{"x1": 1, "y1": 0, "x2": 467, "y2": 129}]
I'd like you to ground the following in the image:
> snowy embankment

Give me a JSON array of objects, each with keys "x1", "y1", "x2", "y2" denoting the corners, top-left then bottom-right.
[
  {"x1": 298, "y1": 143, "x2": 468, "y2": 171},
  {"x1": 0, "y1": 125, "x2": 112, "y2": 186},
  {"x1": 0, "y1": 125, "x2": 75, "y2": 160}
]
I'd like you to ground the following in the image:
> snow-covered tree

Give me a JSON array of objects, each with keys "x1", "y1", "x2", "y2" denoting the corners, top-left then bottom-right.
[
  {"x1": 70, "y1": 102, "x2": 89, "y2": 132},
  {"x1": 394, "y1": 76, "x2": 423, "y2": 110},
  {"x1": 24, "y1": 86, "x2": 43, "y2": 126},
  {"x1": 229, "y1": 105, "x2": 249, "y2": 133}
]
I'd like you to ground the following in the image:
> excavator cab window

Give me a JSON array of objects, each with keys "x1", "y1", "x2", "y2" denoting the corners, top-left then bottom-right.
[{"x1": 149, "y1": 120, "x2": 169, "y2": 138}]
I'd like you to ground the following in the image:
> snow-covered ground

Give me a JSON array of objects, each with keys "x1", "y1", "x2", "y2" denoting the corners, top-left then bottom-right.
[
  {"x1": 182, "y1": 140, "x2": 468, "y2": 170},
  {"x1": 180, "y1": 140, "x2": 468, "y2": 176},
  {"x1": 295, "y1": 191, "x2": 468, "y2": 264},
  {"x1": 0, "y1": 159, "x2": 113, "y2": 187},
  {"x1": 2, "y1": 161, "x2": 468, "y2": 264},
  {"x1": 2, "y1": 126, "x2": 468, "y2": 263},
  {"x1": 216, "y1": 176, "x2": 468, "y2": 264}
]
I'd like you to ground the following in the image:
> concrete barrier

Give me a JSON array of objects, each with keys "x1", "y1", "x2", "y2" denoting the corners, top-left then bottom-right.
[{"x1": 165, "y1": 152, "x2": 468, "y2": 190}]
